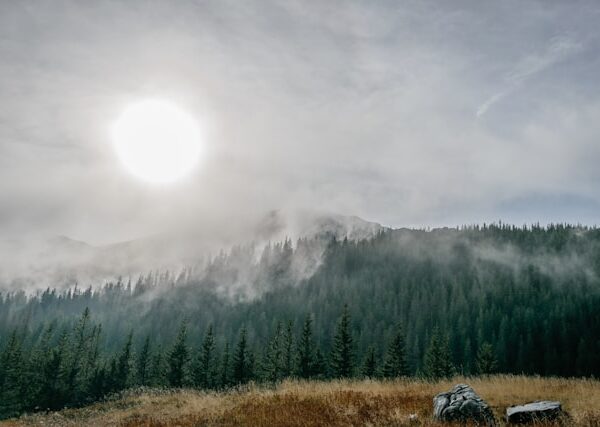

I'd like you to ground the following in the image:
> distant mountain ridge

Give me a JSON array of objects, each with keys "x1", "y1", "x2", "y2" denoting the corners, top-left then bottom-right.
[{"x1": 0, "y1": 210, "x2": 387, "y2": 291}]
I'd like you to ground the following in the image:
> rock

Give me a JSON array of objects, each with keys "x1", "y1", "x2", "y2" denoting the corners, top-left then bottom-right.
[
  {"x1": 506, "y1": 401, "x2": 563, "y2": 424},
  {"x1": 433, "y1": 384, "x2": 496, "y2": 425}
]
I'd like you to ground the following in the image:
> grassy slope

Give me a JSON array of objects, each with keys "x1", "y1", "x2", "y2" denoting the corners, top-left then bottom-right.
[{"x1": 3, "y1": 376, "x2": 600, "y2": 426}]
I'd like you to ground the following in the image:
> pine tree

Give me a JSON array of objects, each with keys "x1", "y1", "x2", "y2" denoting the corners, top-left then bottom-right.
[
  {"x1": 232, "y1": 326, "x2": 252, "y2": 384},
  {"x1": 361, "y1": 346, "x2": 377, "y2": 378},
  {"x1": 382, "y1": 323, "x2": 409, "y2": 378},
  {"x1": 115, "y1": 332, "x2": 134, "y2": 390},
  {"x1": 330, "y1": 304, "x2": 354, "y2": 378},
  {"x1": 462, "y1": 337, "x2": 473, "y2": 375},
  {"x1": 137, "y1": 335, "x2": 151, "y2": 386},
  {"x1": 39, "y1": 331, "x2": 69, "y2": 410},
  {"x1": 296, "y1": 314, "x2": 316, "y2": 378},
  {"x1": 423, "y1": 327, "x2": 454, "y2": 380},
  {"x1": 313, "y1": 348, "x2": 327, "y2": 379},
  {"x1": 0, "y1": 331, "x2": 23, "y2": 419},
  {"x1": 88, "y1": 364, "x2": 108, "y2": 401},
  {"x1": 282, "y1": 321, "x2": 294, "y2": 378},
  {"x1": 263, "y1": 322, "x2": 283, "y2": 382},
  {"x1": 149, "y1": 345, "x2": 166, "y2": 387},
  {"x1": 167, "y1": 322, "x2": 190, "y2": 387},
  {"x1": 194, "y1": 325, "x2": 216, "y2": 388},
  {"x1": 219, "y1": 342, "x2": 231, "y2": 388},
  {"x1": 23, "y1": 323, "x2": 55, "y2": 410},
  {"x1": 475, "y1": 342, "x2": 498, "y2": 375},
  {"x1": 66, "y1": 308, "x2": 93, "y2": 405}
]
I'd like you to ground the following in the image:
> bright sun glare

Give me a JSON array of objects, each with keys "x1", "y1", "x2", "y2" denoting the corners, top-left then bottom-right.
[{"x1": 112, "y1": 99, "x2": 202, "y2": 183}]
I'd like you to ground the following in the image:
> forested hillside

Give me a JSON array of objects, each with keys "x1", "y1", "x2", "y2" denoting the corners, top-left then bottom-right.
[{"x1": 1, "y1": 224, "x2": 600, "y2": 419}]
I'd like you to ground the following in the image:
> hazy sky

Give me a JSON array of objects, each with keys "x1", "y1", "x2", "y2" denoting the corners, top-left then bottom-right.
[{"x1": 1, "y1": 0, "x2": 600, "y2": 244}]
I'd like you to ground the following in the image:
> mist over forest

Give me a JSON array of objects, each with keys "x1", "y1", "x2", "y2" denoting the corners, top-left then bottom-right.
[{"x1": 3, "y1": 223, "x2": 599, "y2": 379}]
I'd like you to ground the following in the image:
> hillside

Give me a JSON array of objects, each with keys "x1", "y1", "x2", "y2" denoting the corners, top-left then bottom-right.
[
  {"x1": 3, "y1": 376, "x2": 599, "y2": 426},
  {"x1": 2, "y1": 225, "x2": 599, "y2": 373},
  {"x1": 0, "y1": 210, "x2": 385, "y2": 290},
  {"x1": 2, "y1": 224, "x2": 600, "y2": 420}
]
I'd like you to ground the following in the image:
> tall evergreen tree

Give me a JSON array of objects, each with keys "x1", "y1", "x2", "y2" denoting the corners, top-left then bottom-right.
[
  {"x1": 137, "y1": 335, "x2": 151, "y2": 386},
  {"x1": 423, "y1": 327, "x2": 454, "y2": 380},
  {"x1": 361, "y1": 346, "x2": 377, "y2": 378},
  {"x1": 232, "y1": 327, "x2": 252, "y2": 384},
  {"x1": 330, "y1": 304, "x2": 354, "y2": 378},
  {"x1": 39, "y1": 331, "x2": 69, "y2": 410},
  {"x1": 263, "y1": 322, "x2": 283, "y2": 382},
  {"x1": 462, "y1": 338, "x2": 473, "y2": 375},
  {"x1": 382, "y1": 323, "x2": 409, "y2": 378},
  {"x1": 219, "y1": 342, "x2": 232, "y2": 388},
  {"x1": 66, "y1": 308, "x2": 93, "y2": 404},
  {"x1": 194, "y1": 325, "x2": 216, "y2": 388},
  {"x1": 475, "y1": 342, "x2": 498, "y2": 375},
  {"x1": 167, "y1": 322, "x2": 190, "y2": 387},
  {"x1": 282, "y1": 321, "x2": 294, "y2": 378},
  {"x1": 115, "y1": 332, "x2": 134, "y2": 390},
  {"x1": 149, "y1": 345, "x2": 166, "y2": 387},
  {"x1": 313, "y1": 348, "x2": 327, "y2": 379},
  {"x1": 0, "y1": 331, "x2": 23, "y2": 419},
  {"x1": 296, "y1": 314, "x2": 316, "y2": 378}
]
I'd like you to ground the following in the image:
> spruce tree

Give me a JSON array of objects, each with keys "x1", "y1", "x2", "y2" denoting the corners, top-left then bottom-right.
[
  {"x1": 115, "y1": 332, "x2": 134, "y2": 390},
  {"x1": 423, "y1": 327, "x2": 454, "y2": 380},
  {"x1": 219, "y1": 342, "x2": 231, "y2": 388},
  {"x1": 263, "y1": 322, "x2": 283, "y2": 382},
  {"x1": 167, "y1": 322, "x2": 190, "y2": 387},
  {"x1": 66, "y1": 308, "x2": 93, "y2": 405},
  {"x1": 149, "y1": 345, "x2": 166, "y2": 387},
  {"x1": 462, "y1": 338, "x2": 473, "y2": 375},
  {"x1": 194, "y1": 324, "x2": 216, "y2": 388},
  {"x1": 361, "y1": 346, "x2": 377, "y2": 378},
  {"x1": 313, "y1": 348, "x2": 327, "y2": 379},
  {"x1": 282, "y1": 321, "x2": 294, "y2": 378},
  {"x1": 382, "y1": 323, "x2": 409, "y2": 378},
  {"x1": 232, "y1": 326, "x2": 252, "y2": 384},
  {"x1": 88, "y1": 364, "x2": 107, "y2": 401},
  {"x1": 39, "y1": 331, "x2": 69, "y2": 410},
  {"x1": 24, "y1": 323, "x2": 55, "y2": 410},
  {"x1": 296, "y1": 314, "x2": 316, "y2": 378},
  {"x1": 330, "y1": 304, "x2": 354, "y2": 378},
  {"x1": 137, "y1": 335, "x2": 151, "y2": 386},
  {"x1": 0, "y1": 331, "x2": 23, "y2": 419},
  {"x1": 475, "y1": 342, "x2": 498, "y2": 375}
]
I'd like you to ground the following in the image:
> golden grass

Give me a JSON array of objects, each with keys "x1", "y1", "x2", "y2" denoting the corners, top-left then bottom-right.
[{"x1": 3, "y1": 376, "x2": 600, "y2": 426}]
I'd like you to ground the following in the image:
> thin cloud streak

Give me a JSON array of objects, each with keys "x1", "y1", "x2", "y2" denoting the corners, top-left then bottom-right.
[{"x1": 477, "y1": 35, "x2": 584, "y2": 117}]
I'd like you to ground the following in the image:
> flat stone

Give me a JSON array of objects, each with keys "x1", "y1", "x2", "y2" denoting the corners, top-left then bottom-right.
[
  {"x1": 506, "y1": 401, "x2": 563, "y2": 424},
  {"x1": 433, "y1": 384, "x2": 496, "y2": 426}
]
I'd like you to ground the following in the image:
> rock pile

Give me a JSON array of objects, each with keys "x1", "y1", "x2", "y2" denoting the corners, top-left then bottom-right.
[{"x1": 433, "y1": 384, "x2": 497, "y2": 426}]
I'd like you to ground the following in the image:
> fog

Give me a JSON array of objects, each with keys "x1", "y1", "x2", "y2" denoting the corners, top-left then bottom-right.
[{"x1": 1, "y1": 1, "x2": 600, "y2": 287}]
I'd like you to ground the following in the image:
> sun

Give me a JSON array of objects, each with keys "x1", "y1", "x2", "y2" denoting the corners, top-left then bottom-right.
[{"x1": 112, "y1": 99, "x2": 203, "y2": 183}]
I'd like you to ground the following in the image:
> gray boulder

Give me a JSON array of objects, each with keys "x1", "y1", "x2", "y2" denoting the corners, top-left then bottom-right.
[
  {"x1": 506, "y1": 401, "x2": 563, "y2": 424},
  {"x1": 433, "y1": 384, "x2": 496, "y2": 425}
]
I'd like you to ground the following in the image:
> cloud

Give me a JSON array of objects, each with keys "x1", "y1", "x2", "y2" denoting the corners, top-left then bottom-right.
[
  {"x1": 0, "y1": 0, "x2": 599, "y2": 251},
  {"x1": 476, "y1": 35, "x2": 584, "y2": 117}
]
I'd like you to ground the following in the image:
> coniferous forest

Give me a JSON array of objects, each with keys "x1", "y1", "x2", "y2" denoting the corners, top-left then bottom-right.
[{"x1": 1, "y1": 224, "x2": 600, "y2": 419}]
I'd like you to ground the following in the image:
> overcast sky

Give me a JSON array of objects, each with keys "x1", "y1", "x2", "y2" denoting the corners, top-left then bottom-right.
[{"x1": 1, "y1": 0, "x2": 600, "y2": 244}]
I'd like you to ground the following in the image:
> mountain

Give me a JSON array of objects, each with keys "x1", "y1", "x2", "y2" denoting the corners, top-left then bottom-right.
[
  {"x1": 0, "y1": 210, "x2": 386, "y2": 291},
  {"x1": 2, "y1": 223, "x2": 599, "y2": 379}
]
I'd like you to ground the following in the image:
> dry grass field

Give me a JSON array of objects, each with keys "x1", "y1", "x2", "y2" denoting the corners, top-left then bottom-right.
[{"x1": 3, "y1": 376, "x2": 600, "y2": 426}]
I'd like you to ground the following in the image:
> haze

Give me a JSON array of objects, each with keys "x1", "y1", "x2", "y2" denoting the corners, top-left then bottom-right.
[{"x1": 1, "y1": 1, "x2": 600, "y2": 246}]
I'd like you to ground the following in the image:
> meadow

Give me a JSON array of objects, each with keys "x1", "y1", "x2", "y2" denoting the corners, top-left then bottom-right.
[{"x1": 3, "y1": 375, "x2": 599, "y2": 426}]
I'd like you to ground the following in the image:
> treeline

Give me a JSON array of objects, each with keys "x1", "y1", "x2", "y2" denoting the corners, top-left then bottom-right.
[{"x1": 0, "y1": 306, "x2": 497, "y2": 420}]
